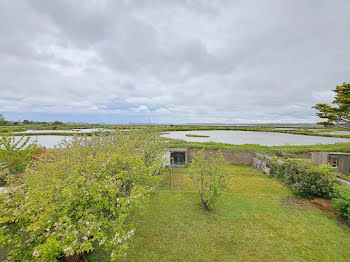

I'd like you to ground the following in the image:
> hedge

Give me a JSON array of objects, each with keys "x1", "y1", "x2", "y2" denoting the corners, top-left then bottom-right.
[
  {"x1": 269, "y1": 159, "x2": 338, "y2": 199},
  {"x1": 332, "y1": 185, "x2": 350, "y2": 221}
]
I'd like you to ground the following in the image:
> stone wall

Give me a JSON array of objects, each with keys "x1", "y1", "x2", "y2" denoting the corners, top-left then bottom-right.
[{"x1": 250, "y1": 153, "x2": 273, "y2": 174}]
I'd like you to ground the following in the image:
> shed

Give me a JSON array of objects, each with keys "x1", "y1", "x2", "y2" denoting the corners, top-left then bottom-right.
[
  {"x1": 164, "y1": 148, "x2": 188, "y2": 167},
  {"x1": 311, "y1": 152, "x2": 350, "y2": 175}
]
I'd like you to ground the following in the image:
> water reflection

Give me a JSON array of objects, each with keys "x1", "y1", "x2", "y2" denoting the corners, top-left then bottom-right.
[{"x1": 161, "y1": 130, "x2": 350, "y2": 146}]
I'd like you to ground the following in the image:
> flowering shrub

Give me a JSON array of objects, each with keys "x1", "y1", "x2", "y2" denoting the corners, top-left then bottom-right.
[
  {"x1": 332, "y1": 185, "x2": 350, "y2": 221},
  {"x1": 0, "y1": 129, "x2": 164, "y2": 261},
  {"x1": 0, "y1": 161, "x2": 10, "y2": 185},
  {"x1": 269, "y1": 159, "x2": 337, "y2": 199},
  {"x1": 0, "y1": 131, "x2": 39, "y2": 173},
  {"x1": 188, "y1": 149, "x2": 229, "y2": 209}
]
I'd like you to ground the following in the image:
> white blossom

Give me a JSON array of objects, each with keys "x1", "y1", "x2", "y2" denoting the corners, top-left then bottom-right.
[
  {"x1": 32, "y1": 250, "x2": 40, "y2": 257},
  {"x1": 63, "y1": 247, "x2": 72, "y2": 254},
  {"x1": 99, "y1": 237, "x2": 107, "y2": 246}
]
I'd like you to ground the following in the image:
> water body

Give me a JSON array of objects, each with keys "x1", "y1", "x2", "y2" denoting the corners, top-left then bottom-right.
[
  {"x1": 11, "y1": 130, "x2": 350, "y2": 148},
  {"x1": 161, "y1": 130, "x2": 350, "y2": 146},
  {"x1": 15, "y1": 128, "x2": 111, "y2": 134},
  {"x1": 14, "y1": 135, "x2": 72, "y2": 148},
  {"x1": 273, "y1": 128, "x2": 297, "y2": 130},
  {"x1": 11, "y1": 129, "x2": 130, "y2": 148}
]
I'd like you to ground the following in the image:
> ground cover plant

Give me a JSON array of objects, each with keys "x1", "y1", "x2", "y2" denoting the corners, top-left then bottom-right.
[
  {"x1": 0, "y1": 129, "x2": 165, "y2": 261},
  {"x1": 87, "y1": 165, "x2": 350, "y2": 261}
]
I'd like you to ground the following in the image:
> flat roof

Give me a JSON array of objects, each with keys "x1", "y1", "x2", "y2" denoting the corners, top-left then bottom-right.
[
  {"x1": 166, "y1": 148, "x2": 187, "y2": 152},
  {"x1": 328, "y1": 152, "x2": 350, "y2": 156}
]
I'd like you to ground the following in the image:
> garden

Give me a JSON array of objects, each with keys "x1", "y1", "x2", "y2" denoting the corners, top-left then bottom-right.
[{"x1": 0, "y1": 130, "x2": 350, "y2": 261}]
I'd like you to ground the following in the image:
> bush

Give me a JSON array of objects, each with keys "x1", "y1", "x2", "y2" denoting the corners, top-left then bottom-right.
[
  {"x1": 188, "y1": 149, "x2": 229, "y2": 209},
  {"x1": 0, "y1": 129, "x2": 165, "y2": 261},
  {"x1": 269, "y1": 158, "x2": 285, "y2": 181},
  {"x1": 0, "y1": 131, "x2": 39, "y2": 173},
  {"x1": 332, "y1": 185, "x2": 350, "y2": 221},
  {"x1": 269, "y1": 159, "x2": 337, "y2": 199},
  {"x1": 0, "y1": 161, "x2": 10, "y2": 185}
]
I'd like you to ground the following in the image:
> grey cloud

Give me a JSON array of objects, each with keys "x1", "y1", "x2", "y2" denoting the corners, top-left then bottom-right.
[{"x1": 0, "y1": 0, "x2": 349, "y2": 123}]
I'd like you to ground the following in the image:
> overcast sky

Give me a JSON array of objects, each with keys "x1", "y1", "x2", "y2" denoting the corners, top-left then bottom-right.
[{"x1": 0, "y1": 0, "x2": 349, "y2": 124}]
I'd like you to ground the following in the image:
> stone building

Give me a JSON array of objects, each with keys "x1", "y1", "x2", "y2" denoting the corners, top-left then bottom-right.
[{"x1": 311, "y1": 152, "x2": 350, "y2": 175}]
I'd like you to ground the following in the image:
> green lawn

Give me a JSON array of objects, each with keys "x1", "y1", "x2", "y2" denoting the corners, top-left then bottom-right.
[{"x1": 88, "y1": 165, "x2": 350, "y2": 262}]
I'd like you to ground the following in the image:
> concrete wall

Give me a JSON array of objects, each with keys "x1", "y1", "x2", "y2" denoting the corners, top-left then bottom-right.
[
  {"x1": 332, "y1": 155, "x2": 350, "y2": 175},
  {"x1": 185, "y1": 148, "x2": 253, "y2": 164},
  {"x1": 311, "y1": 152, "x2": 350, "y2": 175},
  {"x1": 165, "y1": 148, "x2": 350, "y2": 187},
  {"x1": 250, "y1": 153, "x2": 273, "y2": 174},
  {"x1": 311, "y1": 152, "x2": 329, "y2": 165}
]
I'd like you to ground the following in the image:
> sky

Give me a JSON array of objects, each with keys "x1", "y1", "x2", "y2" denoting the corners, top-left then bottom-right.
[{"x1": 0, "y1": 0, "x2": 349, "y2": 124}]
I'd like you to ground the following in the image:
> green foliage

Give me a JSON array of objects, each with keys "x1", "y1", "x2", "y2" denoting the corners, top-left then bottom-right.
[
  {"x1": 0, "y1": 161, "x2": 10, "y2": 185},
  {"x1": 313, "y1": 82, "x2": 350, "y2": 127},
  {"x1": 185, "y1": 134, "x2": 210, "y2": 138},
  {"x1": 269, "y1": 160, "x2": 337, "y2": 199},
  {"x1": 91, "y1": 165, "x2": 350, "y2": 262},
  {"x1": 269, "y1": 158, "x2": 286, "y2": 181},
  {"x1": 0, "y1": 114, "x2": 4, "y2": 125},
  {"x1": 188, "y1": 149, "x2": 229, "y2": 208},
  {"x1": 332, "y1": 185, "x2": 350, "y2": 221},
  {"x1": 0, "y1": 129, "x2": 164, "y2": 261},
  {"x1": 0, "y1": 131, "x2": 38, "y2": 173},
  {"x1": 337, "y1": 173, "x2": 350, "y2": 182}
]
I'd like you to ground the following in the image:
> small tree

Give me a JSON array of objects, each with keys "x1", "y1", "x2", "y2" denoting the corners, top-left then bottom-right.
[
  {"x1": 312, "y1": 82, "x2": 350, "y2": 127},
  {"x1": 188, "y1": 149, "x2": 229, "y2": 209}
]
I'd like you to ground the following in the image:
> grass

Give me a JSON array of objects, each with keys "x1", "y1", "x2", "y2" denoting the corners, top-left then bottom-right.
[
  {"x1": 338, "y1": 173, "x2": 350, "y2": 182},
  {"x1": 87, "y1": 165, "x2": 350, "y2": 262},
  {"x1": 185, "y1": 134, "x2": 210, "y2": 138},
  {"x1": 155, "y1": 125, "x2": 350, "y2": 138}
]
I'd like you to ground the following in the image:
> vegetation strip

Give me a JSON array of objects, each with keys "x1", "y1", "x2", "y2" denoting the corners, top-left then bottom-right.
[{"x1": 185, "y1": 134, "x2": 210, "y2": 138}]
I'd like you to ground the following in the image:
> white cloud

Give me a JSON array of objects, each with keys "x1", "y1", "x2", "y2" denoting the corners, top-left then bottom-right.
[{"x1": 133, "y1": 105, "x2": 150, "y2": 113}]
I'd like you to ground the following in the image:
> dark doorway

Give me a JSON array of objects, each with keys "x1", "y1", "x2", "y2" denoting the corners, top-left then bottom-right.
[{"x1": 171, "y1": 152, "x2": 186, "y2": 165}]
